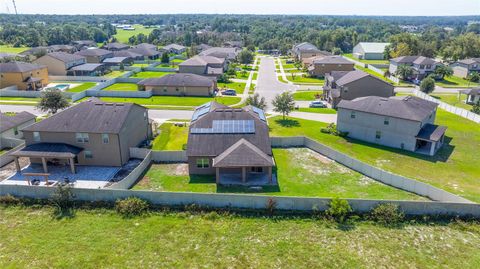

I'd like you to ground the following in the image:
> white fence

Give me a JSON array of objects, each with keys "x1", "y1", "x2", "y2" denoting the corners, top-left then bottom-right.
[
  {"x1": 151, "y1": 150, "x2": 188, "y2": 162},
  {"x1": 271, "y1": 136, "x2": 471, "y2": 203},
  {"x1": 367, "y1": 64, "x2": 385, "y2": 76},
  {"x1": 108, "y1": 151, "x2": 152, "y2": 190},
  {"x1": 1, "y1": 185, "x2": 479, "y2": 217},
  {"x1": 0, "y1": 137, "x2": 24, "y2": 167},
  {"x1": 0, "y1": 85, "x2": 17, "y2": 91},
  {"x1": 49, "y1": 76, "x2": 108, "y2": 82},
  {"x1": 413, "y1": 89, "x2": 480, "y2": 123}
]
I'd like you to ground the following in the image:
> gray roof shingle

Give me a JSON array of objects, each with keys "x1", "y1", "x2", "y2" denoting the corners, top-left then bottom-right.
[
  {"x1": 0, "y1": 62, "x2": 46, "y2": 73},
  {"x1": 75, "y1": 48, "x2": 112, "y2": 57},
  {"x1": 45, "y1": 52, "x2": 85, "y2": 63},
  {"x1": 0, "y1": 111, "x2": 36, "y2": 133},
  {"x1": 139, "y1": 73, "x2": 215, "y2": 87},
  {"x1": 212, "y1": 138, "x2": 274, "y2": 167}
]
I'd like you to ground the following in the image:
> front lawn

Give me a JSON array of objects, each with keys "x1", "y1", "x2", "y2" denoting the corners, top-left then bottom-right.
[
  {"x1": 296, "y1": 107, "x2": 337, "y2": 114},
  {"x1": 130, "y1": 71, "x2": 175, "y2": 78},
  {"x1": 293, "y1": 90, "x2": 323, "y2": 101},
  {"x1": 0, "y1": 45, "x2": 30, "y2": 54},
  {"x1": 131, "y1": 63, "x2": 150, "y2": 68},
  {"x1": 103, "y1": 83, "x2": 138, "y2": 91},
  {"x1": 343, "y1": 53, "x2": 389, "y2": 65},
  {"x1": 90, "y1": 96, "x2": 241, "y2": 107},
  {"x1": 436, "y1": 76, "x2": 480, "y2": 88},
  {"x1": 268, "y1": 111, "x2": 480, "y2": 203},
  {"x1": 65, "y1": 82, "x2": 97, "y2": 93},
  {"x1": 152, "y1": 123, "x2": 188, "y2": 150},
  {"x1": 218, "y1": 82, "x2": 246, "y2": 94},
  {"x1": 430, "y1": 93, "x2": 472, "y2": 110},
  {"x1": 104, "y1": 71, "x2": 128, "y2": 78},
  {"x1": 286, "y1": 75, "x2": 324, "y2": 85},
  {"x1": 252, "y1": 72, "x2": 258, "y2": 80}
]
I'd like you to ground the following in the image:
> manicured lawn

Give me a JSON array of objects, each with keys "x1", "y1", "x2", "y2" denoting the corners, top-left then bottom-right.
[
  {"x1": 286, "y1": 75, "x2": 324, "y2": 84},
  {"x1": 297, "y1": 107, "x2": 337, "y2": 114},
  {"x1": 132, "y1": 63, "x2": 150, "y2": 68},
  {"x1": 218, "y1": 82, "x2": 246, "y2": 94},
  {"x1": 113, "y1": 24, "x2": 155, "y2": 43},
  {"x1": 293, "y1": 90, "x2": 323, "y2": 101},
  {"x1": 103, "y1": 83, "x2": 138, "y2": 91},
  {"x1": 171, "y1": 58, "x2": 185, "y2": 64},
  {"x1": 430, "y1": 93, "x2": 472, "y2": 110},
  {"x1": 268, "y1": 111, "x2": 480, "y2": 203},
  {"x1": 130, "y1": 71, "x2": 175, "y2": 78},
  {"x1": 0, "y1": 97, "x2": 40, "y2": 102},
  {"x1": 151, "y1": 123, "x2": 189, "y2": 150},
  {"x1": 436, "y1": 76, "x2": 480, "y2": 88},
  {"x1": 90, "y1": 96, "x2": 241, "y2": 107},
  {"x1": 252, "y1": 72, "x2": 258, "y2": 80},
  {"x1": 1, "y1": 206, "x2": 479, "y2": 268},
  {"x1": 343, "y1": 53, "x2": 389, "y2": 65},
  {"x1": 282, "y1": 64, "x2": 297, "y2": 69},
  {"x1": 0, "y1": 45, "x2": 30, "y2": 54},
  {"x1": 65, "y1": 82, "x2": 96, "y2": 93},
  {"x1": 104, "y1": 71, "x2": 128, "y2": 78}
]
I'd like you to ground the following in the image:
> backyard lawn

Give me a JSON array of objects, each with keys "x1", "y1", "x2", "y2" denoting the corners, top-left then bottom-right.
[
  {"x1": 218, "y1": 82, "x2": 246, "y2": 94},
  {"x1": 65, "y1": 82, "x2": 97, "y2": 93},
  {"x1": 343, "y1": 53, "x2": 389, "y2": 65},
  {"x1": 436, "y1": 76, "x2": 479, "y2": 88},
  {"x1": 151, "y1": 123, "x2": 189, "y2": 150},
  {"x1": 89, "y1": 96, "x2": 241, "y2": 107},
  {"x1": 1, "y1": 206, "x2": 479, "y2": 268},
  {"x1": 132, "y1": 63, "x2": 150, "y2": 68},
  {"x1": 430, "y1": 93, "x2": 472, "y2": 110},
  {"x1": 104, "y1": 71, "x2": 128, "y2": 78},
  {"x1": 0, "y1": 45, "x2": 30, "y2": 54},
  {"x1": 113, "y1": 24, "x2": 155, "y2": 43},
  {"x1": 103, "y1": 83, "x2": 138, "y2": 91},
  {"x1": 293, "y1": 90, "x2": 323, "y2": 101},
  {"x1": 0, "y1": 97, "x2": 41, "y2": 104},
  {"x1": 130, "y1": 71, "x2": 175, "y2": 78},
  {"x1": 296, "y1": 108, "x2": 337, "y2": 114},
  {"x1": 268, "y1": 110, "x2": 480, "y2": 203}
]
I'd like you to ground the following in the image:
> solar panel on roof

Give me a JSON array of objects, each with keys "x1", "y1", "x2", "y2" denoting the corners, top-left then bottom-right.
[
  {"x1": 191, "y1": 102, "x2": 211, "y2": 121},
  {"x1": 252, "y1": 106, "x2": 266, "y2": 121},
  {"x1": 190, "y1": 120, "x2": 255, "y2": 134}
]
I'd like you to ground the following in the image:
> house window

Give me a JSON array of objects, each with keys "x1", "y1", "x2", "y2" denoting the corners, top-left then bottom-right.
[
  {"x1": 420, "y1": 65, "x2": 425, "y2": 69},
  {"x1": 33, "y1": 131, "x2": 41, "y2": 142},
  {"x1": 384, "y1": 117, "x2": 390, "y2": 125},
  {"x1": 343, "y1": 87, "x2": 348, "y2": 93},
  {"x1": 163, "y1": 88, "x2": 167, "y2": 92},
  {"x1": 84, "y1": 150, "x2": 93, "y2": 159},
  {"x1": 196, "y1": 158, "x2": 209, "y2": 168},
  {"x1": 176, "y1": 88, "x2": 179, "y2": 91},
  {"x1": 350, "y1": 111, "x2": 356, "y2": 119},
  {"x1": 251, "y1": 167, "x2": 263, "y2": 173},
  {"x1": 144, "y1": 111, "x2": 147, "y2": 120},
  {"x1": 76, "y1": 133, "x2": 89, "y2": 143},
  {"x1": 400, "y1": 143, "x2": 405, "y2": 149},
  {"x1": 426, "y1": 65, "x2": 431, "y2": 69},
  {"x1": 13, "y1": 127, "x2": 18, "y2": 135},
  {"x1": 102, "y1": 134, "x2": 109, "y2": 144},
  {"x1": 375, "y1": 131, "x2": 382, "y2": 139}
]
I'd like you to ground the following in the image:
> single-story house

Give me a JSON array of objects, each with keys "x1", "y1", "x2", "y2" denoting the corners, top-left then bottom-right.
[
  {"x1": 68, "y1": 63, "x2": 107, "y2": 76},
  {"x1": 19, "y1": 47, "x2": 54, "y2": 58},
  {"x1": 138, "y1": 73, "x2": 216, "y2": 96},
  {"x1": 48, "y1": 44, "x2": 77, "y2": 54},
  {"x1": 291, "y1": 42, "x2": 330, "y2": 61},
  {"x1": 134, "y1": 43, "x2": 158, "y2": 51},
  {"x1": 11, "y1": 98, "x2": 151, "y2": 173},
  {"x1": 113, "y1": 50, "x2": 145, "y2": 61},
  {"x1": 307, "y1": 56, "x2": 355, "y2": 78},
  {"x1": 102, "y1": 42, "x2": 130, "y2": 51},
  {"x1": 163, "y1": 44, "x2": 186, "y2": 54},
  {"x1": 389, "y1": 56, "x2": 441, "y2": 80},
  {"x1": 450, "y1": 58, "x2": 480, "y2": 79},
  {"x1": 179, "y1": 55, "x2": 227, "y2": 77},
  {"x1": 34, "y1": 52, "x2": 87, "y2": 76},
  {"x1": 72, "y1": 40, "x2": 97, "y2": 50},
  {"x1": 352, "y1": 42, "x2": 390, "y2": 60},
  {"x1": 199, "y1": 47, "x2": 240, "y2": 61},
  {"x1": 323, "y1": 70, "x2": 394, "y2": 108},
  {"x1": 75, "y1": 48, "x2": 114, "y2": 63},
  {"x1": 196, "y1": 43, "x2": 212, "y2": 52},
  {"x1": 102, "y1": 57, "x2": 133, "y2": 66},
  {"x1": 0, "y1": 111, "x2": 36, "y2": 142},
  {"x1": 460, "y1": 88, "x2": 480, "y2": 104},
  {"x1": 0, "y1": 62, "x2": 49, "y2": 91},
  {"x1": 127, "y1": 47, "x2": 161, "y2": 60},
  {"x1": 337, "y1": 96, "x2": 446, "y2": 156},
  {"x1": 187, "y1": 102, "x2": 275, "y2": 185}
]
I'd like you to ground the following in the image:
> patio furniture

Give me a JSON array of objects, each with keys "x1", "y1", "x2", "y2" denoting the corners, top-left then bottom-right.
[{"x1": 23, "y1": 172, "x2": 51, "y2": 185}]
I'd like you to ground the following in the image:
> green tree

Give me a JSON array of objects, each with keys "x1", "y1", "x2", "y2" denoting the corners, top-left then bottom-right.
[
  {"x1": 472, "y1": 101, "x2": 480, "y2": 115},
  {"x1": 395, "y1": 64, "x2": 414, "y2": 80},
  {"x1": 238, "y1": 49, "x2": 254, "y2": 64},
  {"x1": 420, "y1": 77, "x2": 435, "y2": 93},
  {"x1": 161, "y1": 52, "x2": 170, "y2": 64},
  {"x1": 37, "y1": 89, "x2": 69, "y2": 114},
  {"x1": 468, "y1": 72, "x2": 480, "y2": 83},
  {"x1": 272, "y1": 92, "x2": 295, "y2": 120},
  {"x1": 434, "y1": 65, "x2": 453, "y2": 80},
  {"x1": 245, "y1": 93, "x2": 267, "y2": 110}
]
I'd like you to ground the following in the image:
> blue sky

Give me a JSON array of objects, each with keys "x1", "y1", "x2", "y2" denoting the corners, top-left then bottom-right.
[{"x1": 1, "y1": 0, "x2": 479, "y2": 16}]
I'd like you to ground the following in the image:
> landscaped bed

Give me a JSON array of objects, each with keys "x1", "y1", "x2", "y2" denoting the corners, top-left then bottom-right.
[
  {"x1": 151, "y1": 123, "x2": 189, "y2": 150},
  {"x1": 103, "y1": 83, "x2": 139, "y2": 91},
  {"x1": 130, "y1": 71, "x2": 176, "y2": 78},
  {"x1": 293, "y1": 90, "x2": 323, "y2": 101}
]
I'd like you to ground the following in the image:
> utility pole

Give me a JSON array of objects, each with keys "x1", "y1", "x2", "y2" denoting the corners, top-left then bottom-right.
[{"x1": 12, "y1": 0, "x2": 18, "y2": 15}]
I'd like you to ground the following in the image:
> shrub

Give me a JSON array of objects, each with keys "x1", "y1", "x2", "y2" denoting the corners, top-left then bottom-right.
[
  {"x1": 115, "y1": 197, "x2": 149, "y2": 217},
  {"x1": 320, "y1": 123, "x2": 348, "y2": 137},
  {"x1": 266, "y1": 198, "x2": 277, "y2": 216},
  {"x1": 326, "y1": 198, "x2": 352, "y2": 223},
  {"x1": 0, "y1": 194, "x2": 21, "y2": 205},
  {"x1": 369, "y1": 203, "x2": 405, "y2": 226},
  {"x1": 51, "y1": 184, "x2": 75, "y2": 218},
  {"x1": 420, "y1": 76, "x2": 435, "y2": 93}
]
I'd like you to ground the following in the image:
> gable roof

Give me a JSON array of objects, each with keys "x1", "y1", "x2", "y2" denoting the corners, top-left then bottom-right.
[
  {"x1": 180, "y1": 55, "x2": 224, "y2": 67},
  {"x1": 49, "y1": 44, "x2": 76, "y2": 51},
  {"x1": 312, "y1": 55, "x2": 353, "y2": 65},
  {"x1": 102, "y1": 57, "x2": 130, "y2": 64},
  {"x1": 113, "y1": 50, "x2": 143, "y2": 58},
  {"x1": 102, "y1": 42, "x2": 130, "y2": 50},
  {"x1": 356, "y1": 42, "x2": 390, "y2": 53},
  {"x1": 0, "y1": 111, "x2": 36, "y2": 133},
  {"x1": 138, "y1": 73, "x2": 215, "y2": 87},
  {"x1": 68, "y1": 63, "x2": 104, "y2": 71},
  {"x1": 390, "y1": 56, "x2": 439, "y2": 65},
  {"x1": 457, "y1": 58, "x2": 480, "y2": 65},
  {"x1": 22, "y1": 99, "x2": 145, "y2": 134},
  {"x1": 163, "y1": 43, "x2": 186, "y2": 50},
  {"x1": 75, "y1": 48, "x2": 112, "y2": 57},
  {"x1": 294, "y1": 42, "x2": 318, "y2": 51},
  {"x1": 44, "y1": 52, "x2": 85, "y2": 63},
  {"x1": 135, "y1": 43, "x2": 157, "y2": 50},
  {"x1": 337, "y1": 95, "x2": 438, "y2": 122},
  {"x1": 128, "y1": 47, "x2": 160, "y2": 57},
  {"x1": 0, "y1": 62, "x2": 46, "y2": 73},
  {"x1": 327, "y1": 70, "x2": 370, "y2": 86},
  {"x1": 212, "y1": 139, "x2": 274, "y2": 168},
  {"x1": 199, "y1": 47, "x2": 239, "y2": 60}
]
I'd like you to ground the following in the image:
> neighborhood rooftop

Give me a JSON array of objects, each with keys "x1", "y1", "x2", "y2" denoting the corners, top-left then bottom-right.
[
  {"x1": 0, "y1": 111, "x2": 36, "y2": 133},
  {"x1": 46, "y1": 52, "x2": 85, "y2": 63},
  {"x1": 0, "y1": 62, "x2": 45, "y2": 73},
  {"x1": 138, "y1": 73, "x2": 215, "y2": 87},
  {"x1": 75, "y1": 48, "x2": 112, "y2": 56},
  {"x1": 355, "y1": 42, "x2": 390, "y2": 53}
]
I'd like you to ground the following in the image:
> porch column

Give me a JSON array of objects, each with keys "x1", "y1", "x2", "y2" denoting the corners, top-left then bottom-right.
[
  {"x1": 429, "y1": 141, "x2": 436, "y2": 156},
  {"x1": 215, "y1": 167, "x2": 220, "y2": 184},
  {"x1": 69, "y1": 158, "x2": 76, "y2": 174},
  {"x1": 14, "y1": 157, "x2": 21, "y2": 172},
  {"x1": 268, "y1": 167, "x2": 272, "y2": 184},
  {"x1": 41, "y1": 157, "x2": 48, "y2": 173},
  {"x1": 242, "y1": 167, "x2": 246, "y2": 183}
]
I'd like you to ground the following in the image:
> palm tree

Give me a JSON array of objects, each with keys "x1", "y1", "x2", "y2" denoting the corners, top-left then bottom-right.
[
  {"x1": 434, "y1": 65, "x2": 453, "y2": 80},
  {"x1": 395, "y1": 64, "x2": 414, "y2": 80}
]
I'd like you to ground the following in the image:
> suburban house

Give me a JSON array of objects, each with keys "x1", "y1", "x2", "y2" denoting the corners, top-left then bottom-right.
[
  {"x1": 0, "y1": 111, "x2": 36, "y2": 141},
  {"x1": 34, "y1": 52, "x2": 88, "y2": 76},
  {"x1": 127, "y1": 47, "x2": 161, "y2": 60},
  {"x1": 389, "y1": 56, "x2": 441, "y2": 80},
  {"x1": 307, "y1": 56, "x2": 355, "y2": 77},
  {"x1": 196, "y1": 43, "x2": 212, "y2": 52},
  {"x1": 292, "y1": 42, "x2": 329, "y2": 61},
  {"x1": 48, "y1": 44, "x2": 77, "y2": 54},
  {"x1": 75, "y1": 48, "x2": 114, "y2": 63},
  {"x1": 0, "y1": 62, "x2": 49, "y2": 91},
  {"x1": 102, "y1": 42, "x2": 130, "y2": 51},
  {"x1": 113, "y1": 50, "x2": 144, "y2": 61},
  {"x1": 461, "y1": 88, "x2": 480, "y2": 104},
  {"x1": 187, "y1": 102, "x2": 275, "y2": 185},
  {"x1": 179, "y1": 55, "x2": 227, "y2": 77},
  {"x1": 301, "y1": 52, "x2": 333, "y2": 67},
  {"x1": 134, "y1": 43, "x2": 158, "y2": 51},
  {"x1": 450, "y1": 58, "x2": 480, "y2": 79},
  {"x1": 224, "y1": 41, "x2": 243, "y2": 48},
  {"x1": 72, "y1": 40, "x2": 97, "y2": 50},
  {"x1": 337, "y1": 96, "x2": 447, "y2": 156},
  {"x1": 199, "y1": 47, "x2": 240, "y2": 61},
  {"x1": 138, "y1": 73, "x2": 216, "y2": 96},
  {"x1": 11, "y1": 99, "x2": 151, "y2": 174},
  {"x1": 323, "y1": 70, "x2": 395, "y2": 108},
  {"x1": 102, "y1": 57, "x2": 133, "y2": 66},
  {"x1": 352, "y1": 42, "x2": 390, "y2": 60},
  {"x1": 163, "y1": 44, "x2": 186, "y2": 54},
  {"x1": 19, "y1": 47, "x2": 54, "y2": 58}
]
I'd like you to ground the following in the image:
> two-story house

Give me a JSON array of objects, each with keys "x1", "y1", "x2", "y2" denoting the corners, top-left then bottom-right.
[
  {"x1": 75, "y1": 48, "x2": 113, "y2": 63},
  {"x1": 138, "y1": 73, "x2": 216, "y2": 96},
  {"x1": 179, "y1": 55, "x2": 227, "y2": 78},
  {"x1": 337, "y1": 96, "x2": 447, "y2": 156},
  {"x1": 450, "y1": 58, "x2": 480, "y2": 79},
  {"x1": 291, "y1": 42, "x2": 327, "y2": 61},
  {"x1": 34, "y1": 52, "x2": 87, "y2": 75},
  {"x1": 389, "y1": 56, "x2": 441, "y2": 80},
  {"x1": 323, "y1": 70, "x2": 394, "y2": 108},
  {"x1": 307, "y1": 56, "x2": 354, "y2": 78},
  {"x1": 0, "y1": 62, "x2": 49, "y2": 91}
]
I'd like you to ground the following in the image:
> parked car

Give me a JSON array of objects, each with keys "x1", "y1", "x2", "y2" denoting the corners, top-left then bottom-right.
[
  {"x1": 309, "y1": 100, "x2": 328, "y2": 108},
  {"x1": 222, "y1": 89, "x2": 237, "y2": 96}
]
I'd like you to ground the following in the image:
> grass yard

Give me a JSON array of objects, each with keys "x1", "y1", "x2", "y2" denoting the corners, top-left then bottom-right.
[
  {"x1": 65, "y1": 82, "x2": 96, "y2": 93},
  {"x1": 134, "y1": 148, "x2": 423, "y2": 200},
  {"x1": 86, "y1": 96, "x2": 241, "y2": 107},
  {"x1": 343, "y1": 53, "x2": 389, "y2": 65},
  {"x1": 0, "y1": 97, "x2": 41, "y2": 103},
  {"x1": 252, "y1": 72, "x2": 258, "y2": 80},
  {"x1": 0, "y1": 45, "x2": 30, "y2": 54},
  {"x1": 218, "y1": 82, "x2": 246, "y2": 94},
  {"x1": 436, "y1": 76, "x2": 480, "y2": 88},
  {"x1": 268, "y1": 111, "x2": 480, "y2": 203},
  {"x1": 132, "y1": 63, "x2": 151, "y2": 68},
  {"x1": 296, "y1": 108, "x2": 337, "y2": 114},
  {"x1": 430, "y1": 93, "x2": 472, "y2": 110},
  {"x1": 234, "y1": 71, "x2": 249, "y2": 79},
  {"x1": 130, "y1": 71, "x2": 175, "y2": 78},
  {"x1": 1, "y1": 206, "x2": 479, "y2": 268},
  {"x1": 113, "y1": 24, "x2": 155, "y2": 43},
  {"x1": 104, "y1": 71, "x2": 128, "y2": 78},
  {"x1": 103, "y1": 83, "x2": 138, "y2": 91},
  {"x1": 293, "y1": 90, "x2": 323, "y2": 101},
  {"x1": 151, "y1": 123, "x2": 189, "y2": 150},
  {"x1": 286, "y1": 75, "x2": 324, "y2": 85},
  {"x1": 171, "y1": 58, "x2": 185, "y2": 64}
]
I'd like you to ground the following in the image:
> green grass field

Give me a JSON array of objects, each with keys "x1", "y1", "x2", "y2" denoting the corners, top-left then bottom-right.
[
  {"x1": 113, "y1": 24, "x2": 155, "y2": 43},
  {"x1": 65, "y1": 82, "x2": 97, "y2": 93},
  {"x1": 152, "y1": 123, "x2": 189, "y2": 150},
  {"x1": 131, "y1": 63, "x2": 150, "y2": 68},
  {"x1": 1, "y1": 205, "x2": 478, "y2": 268},
  {"x1": 104, "y1": 71, "x2": 128, "y2": 78},
  {"x1": 293, "y1": 90, "x2": 323, "y2": 101},
  {"x1": 296, "y1": 107, "x2": 337, "y2": 114},
  {"x1": 87, "y1": 96, "x2": 241, "y2": 107},
  {"x1": 430, "y1": 93, "x2": 472, "y2": 110},
  {"x1": 268, "y1": 110, "x2": 480, "y2": 203},
  {"x1": 218, "y1": 82, "x2": 246, "y2": 94},
  {"x1": 0, "y1": 97, "x2": 40, "y2": 102},
  {"x1": 0, "y1": 45, "x2": 30, "y2": 54},
  {"x1": 343, "y1": 53, "x2": 389, "y2": 65},
  {"x1": 286, "y1": 75, "x2": 324, "y2": 84},
  {"x1": 436, "y1": 76, "x2": 480, "y2": 88},
  {"x1": 103, "y1": 83, "x2": 138, "y2": 91},
  {"x1": 130, "y1": 71, "x2": 175, "y2": 78}
]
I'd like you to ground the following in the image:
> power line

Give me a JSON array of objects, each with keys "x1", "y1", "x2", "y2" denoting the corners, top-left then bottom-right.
[{"x1": 12, "y1": 0, "x2": 17, "y2": 14}]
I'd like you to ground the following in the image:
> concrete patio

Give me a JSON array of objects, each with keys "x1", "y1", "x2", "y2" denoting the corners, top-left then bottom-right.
[{"x1": 218, "y1": 172, "x2": 278, "y2": 186}]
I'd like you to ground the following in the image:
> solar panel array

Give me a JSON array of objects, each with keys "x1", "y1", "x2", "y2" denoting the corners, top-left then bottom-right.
[
  {"x1": 191, "y1": 120, "x2": 255, "y2": 134},
  {"x1": 191, "y1": 102, "x2": 211, "y2": 121},
  {"x1": 251, "y1": 106, "x2": 266, "y2": 121}
]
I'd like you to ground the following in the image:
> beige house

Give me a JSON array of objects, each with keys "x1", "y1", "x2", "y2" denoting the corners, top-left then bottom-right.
[
  {"x1": 34, "y1": 52, "x2": 87, "y2": 76},
  {"x1": 0, "y1": 62, "x2": 49, "y2": 91},
  {"x1": 12, "y1": 99, "x2": 150, "y2": 173},
  {"x1": 179, "y1": 56, "x2": 227, "y2": 77},
  {"x1": 450, "y1": 58, "x2": 480, "y2": 79},
  {"x1": 138, "y1": 73, "x2": 216, "y2": 96},
  {"x1": 307, "y1": 56, "x2": 354, "y2": 77},
  {"x1": 0, "y1": 112, "x2": 36, "y2": 142},
  {"x1": 292, "y1": 42, "x2": 330, "y2": 61},
  {"x1": 75, "y1": 48, "x2": 113, "y2": 63}
]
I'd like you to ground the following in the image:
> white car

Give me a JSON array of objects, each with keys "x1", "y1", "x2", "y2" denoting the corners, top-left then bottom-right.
[{"x1": 309, "y1": 100, "x2": 328, "y2": 108}]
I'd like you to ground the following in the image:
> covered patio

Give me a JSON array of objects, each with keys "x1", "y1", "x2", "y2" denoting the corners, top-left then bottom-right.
[
  {"x1": 415, "y1": 124, "x2": 447, "y2": 156},
  {"x1": 24, "y1": 77, "x2": 44, "y2": 91},
  {"x1": 67, "y1": 63, "x2": 106, "y2": 76}
]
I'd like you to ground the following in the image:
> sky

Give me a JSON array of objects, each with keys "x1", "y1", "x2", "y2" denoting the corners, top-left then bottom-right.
[{"x1": 0, "y1": 0, "x2": 479, "y2": 16}]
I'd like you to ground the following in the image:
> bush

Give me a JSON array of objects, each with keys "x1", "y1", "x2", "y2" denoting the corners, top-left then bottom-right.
[
  {"x1": 369, "y1": 203, "x2": 405, "y2": 226},
  {"x1": 115, "y1": 197, "x2": 149, "y2": 217},
  {"x1": 326, "y1": 198, "x2": 352, "y2": 223},
  {"x1": 266, "y1": 198, "x2": 277, "y2": 216},
  {"x1": 51, "y1": 184, "x2": 75, "y2": 218},
  {"x1": 468, "y1": 72, "x2": 480, "y2": 82},
  {"x1": 420, "y1": 77, "x2": 435, "y2": 93},
  {"x1": 320, "y1": 123, "x2": 348, "y2": 137},
  {"x1": 0, "y1": 194, "x2": 21, "y2": 205}
]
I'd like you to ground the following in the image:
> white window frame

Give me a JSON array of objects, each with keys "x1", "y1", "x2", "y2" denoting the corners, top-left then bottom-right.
[
  {"x1": 76, "y1": 133, "x2": 89, "y2": 143},
  {"x1": 84, "y1": 150, "x2": 93, "y2": 159},
  {"x1": 102, "y1": 133, "x2": 109, "y2": 144},
  {"x1": 33, "y1": 131, "x2": 41, "y2": 142},
  {"x1": 196, "y1": 158, "x2": 209, "y2": 168}
]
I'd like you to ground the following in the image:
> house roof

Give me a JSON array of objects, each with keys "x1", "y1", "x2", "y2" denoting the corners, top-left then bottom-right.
[
  {"x1": 356, "y1": 42, "x2": 390, "y2": 53},
  {"x1": 128, "y1": 47, "x2": 160, "y2": 57},
  {"x1": 138, "y1": 73, "x2": 215, "y2": 87},
  {"x1": 113, "y1": 50, "x2": 143, "y2": 58},
  {"x1": 337, "y1": 95, "x2": 439, "y2": 122},
  {"x1": 460, "y1": 87, "x2": 480, "y2": 96},
  {"x1": 327, "y1": 70, "x2": 370, "y2": 86},
  {"x1": 68, "y1": 63, "x2": 104, "y2": 71},
  {"x1": 135, "y1": 43, "x2": 157, "y2": 50},
  {"x1": 0, "y1": 111, "x2": 36, "y2": 133},
  {"x1": 312, "y1": 55, "x2": 353, "y2": 65},
  {"x1": 0, "y1": 62, "x2": 46, "y2": 73},
  {"x1": 75, "y1": 48, "x2": 112, "y2": 57},
  {"x1": 102, "y1": 57, "x2": 130, "y2": 63},
  {"x1": 163, "y1": 43, "x2": 186, "y2": 50},
  {"x1": 187, "y1": 102, "x2": 271, "y2": 157},
  {"x1": 416, "y1": 124, "x2": 447, "y2": 142},
  {"x1": 49, "y1": 44, "x2": 75, "y2": 51},
  {"x1": 456, "y1": 58, "x2": 480, "y2": 65},
  {"x1": 197, "y1": 43, "x2": 212, "y2": 51},
  {"x1": 180, "y1": 55, "x2": 225, "y2": 67},
  {"x1": 44, "y1": 52, "x2": 85, "y2": 63},
  {"x1": 19, "y1": 47, "x2": 50, "y2": 56},
  {"x1": 294, "y1": 42, "x2": 318, "y2": 51},
  {"x1": 212, "y1": 139, "x2": 274, "y2": 168},
  {"x1": 10, "y1": 143, "x2": 83, "y2": 158},
  {"x1": 22, "y1": 98, "x2": 144, "y2": 134},
  {"x1": 390, "y1": 56, "x2": 438, "y2": 65},
  {"x1": 199, "y1": 47, "x2": 239, "y2": 60},
  {"x1": 72, "y1": 40, "x2": 96, "y2": 46},
  {"x1": 103, "y1": 42, "x2": 130, "y2": 50}
]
